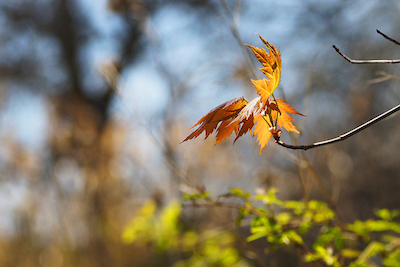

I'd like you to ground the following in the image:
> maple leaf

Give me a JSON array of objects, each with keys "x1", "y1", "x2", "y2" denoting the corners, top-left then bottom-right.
[
  {"x1": 183, "y1": 96, "x2": 303, "y2": 153},
  {"x1": 233, "y1": 97, "x2": 303, "y2": 153},
  {"x1": 250, "y1": 78, "x2": 275, "y2": 106},
  {"x1": 252, "y1": 98, "x2": 304, "y2": 153},
  {"x1": 182, "y1": 97, "x2": 248, "y2": 144},
  {"x1": 246, "y1": 34, "x2": 281, "y2": 105},
  {"x1": 182, "y1": 35, "x2": 304, "y2": 154},
  {"x1": 273, "y1": 99, "x2": 303, "y2": 133},
  {"x1": 253, "y1": 115, "x2": 272, "y2": 153}
]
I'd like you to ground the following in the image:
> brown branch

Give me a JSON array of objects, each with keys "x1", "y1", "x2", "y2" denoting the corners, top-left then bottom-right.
[
  {"x1": 367, "y1": 70, "x2": 400, "y2": 84},
  {"x1": 276, "y1": 30, "x2": 400, "y2": 151},
  {"x1": 332, "y1": 30, "x2": 400, "y2": 64},
  {"x1": 377, "y1": 29, "x2": 400, "y2": 46},
  {"x1": 332, "y1": 45, "x2": 400, "y2": 64},
  {"x1": 274, "y1": 103, "x2": 400, "y2": 150}
]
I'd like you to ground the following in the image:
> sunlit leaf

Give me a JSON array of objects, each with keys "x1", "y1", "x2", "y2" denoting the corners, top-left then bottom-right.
[
  {"x1": 274, "y1": 99, "x2": 304, "y2": 133},
  {"x1": 250, "y1": 78, "x2": 275, "y2": 105},
  {"x1": 182, "y1": 35, "x2": 303, "y2": 153},
  {"x1": 246, "y1": 34, "x2": 281, "y2": 105},
  {"x1": 182, "y1": 97, "x2": 248, "y2": 143},
  {"x1": 253, "y1": 116, "x2": 272, "y2": 153}
]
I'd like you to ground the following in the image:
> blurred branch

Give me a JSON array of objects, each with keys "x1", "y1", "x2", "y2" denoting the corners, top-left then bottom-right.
[
  {"x1": 219, "y1": 0, "x2": 257, "y2": 78},
  {"x1": 183, "y1": 198, "x2": 268, "y2": 218},
  {"x1": 274, "y1": 102, "x2": 400, "y2": 150},
  {"x1": 333, "y1": 30, "x2": 400, "y2": 64},
  {"x1": 368, "y1": 70, "x2": 400, "y2": 84}
]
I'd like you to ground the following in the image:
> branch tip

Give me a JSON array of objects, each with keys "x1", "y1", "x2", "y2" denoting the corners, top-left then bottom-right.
[
  {"x1": 332, "y1": 43, "x2": 400, "y2": 64},
  {"x1": 376, "y1": 29, "x2": 400, "y2": 46}
]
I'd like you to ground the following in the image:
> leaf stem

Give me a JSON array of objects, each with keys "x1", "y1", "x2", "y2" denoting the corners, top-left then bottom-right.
[{"x1": 271, "y1": 93, "x2": 279, "y2": 127}]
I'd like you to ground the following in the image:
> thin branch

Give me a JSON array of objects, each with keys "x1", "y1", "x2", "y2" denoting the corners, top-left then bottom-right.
[
  {"x1": 183, "y1": 201, "x2": 266, "y2": 217},
  {"x1": 333, "y1": 30, "x2": 400, "y2": 64},
  {"x1": 332, "y1": 45, "x2": 400, "y2": 64},
  {"x1": 367, "y1": 72, "x2": 394, "y2": 84},
  {"x1": 274, "y1": 103, "x2": 400, "y2": 150},
  {"x1": 278, "y1": 30, "x2": 400, "y2": 150},
  {"x1": 368, "y1": 70, "x2": 400, "y2": 84},
  {"x1": 219, "y1": 0, "x2": 258, "y2": 78},
  {"x1": 377, "y1": 29, "x2": 400, "y2": 46}
]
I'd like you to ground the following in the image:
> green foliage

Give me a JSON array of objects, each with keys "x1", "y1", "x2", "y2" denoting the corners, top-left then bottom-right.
[
  {"x1": 123, "y1": 189, "x2": 400, "y2": 266},
  {"x1": 122, "y1": 200, "x2": 181, "y2": 250},
  {"x1": 122, "y1": 199, "x2": 250, "y2": 266},
  {"x1": 183, "y1": 191, "x2": 211, "y2": 201}
]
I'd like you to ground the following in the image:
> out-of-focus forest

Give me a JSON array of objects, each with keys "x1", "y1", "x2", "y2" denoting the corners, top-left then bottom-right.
[{"x1": 1, "y1": 0, "x2": 400, "y2": 266}]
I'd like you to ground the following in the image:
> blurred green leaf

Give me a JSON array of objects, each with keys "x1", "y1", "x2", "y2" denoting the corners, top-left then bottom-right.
[
  {"x1": 349, "y1": 262, "x2": 368, "y2": 267},
  {"x1": 182, "y1": 191, "x2": 211, "y2": 201},
  {"x1": 276, "y1": 212, "x2": 291, "y2": 225},
  {"x1": 122, "y1": 200, "x2": 157, "y2": 245},
  {"x1": 313, "y1": 246, "x2": 340, "y2": 267},
  {"x1": 281, "y1": 230, "x2": 303, "y2": 245},
  {"x1": 341, "y1": 249, "x2": 361, "y2": 259},
  {"x1": 247, "y1": 231, "x2": 267, "y2": 242},
  {"x1": 229, "y1": 188, "x2": 250, "y2": 199},
  {"x1": 383, "y1": 248, "x2": 400, "y2": 267},
  {"x1": 256, "y1": 188, "x2": 283, "y2": 206},
  {"x1": 313, "y1": 227, "x2": 342, "y2": 249},
  {"x1": 375, "y1": 209, "x2": 399, "y2": 221},
  {"x1": 284, "y1": 200, "x2": 306, "y2": 215}
]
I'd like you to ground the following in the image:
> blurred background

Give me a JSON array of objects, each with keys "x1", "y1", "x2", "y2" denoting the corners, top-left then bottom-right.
[{"x1": 1, "y1": 0, "x2": 400, "y2": 266}]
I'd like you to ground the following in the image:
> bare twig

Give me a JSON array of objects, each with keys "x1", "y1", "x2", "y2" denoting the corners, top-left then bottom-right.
[
  {"x1": 332, "y1": 45, "x2": 400, "y2": 64},
  {"x1": 183, "y1": 201, "x2": 266, "y2": 217},
  {"x1": 274, "y1": 103, "x2": 400, "y2": 150},
  {"x1": 219, "y1": 0, "x2": 258, "y2": 78},
  {"x1": 276, "y1": 30, "x2": 400, "y2": 151},
  {"x1": 333, "y1": 30, "x2": 400, "y2": 64},
  {"x1": 368, "y1": 70, "x2": 400, "y2": 84},
  {"x1": 377, "y1": 29, "x2": 400, "y2": 46}
]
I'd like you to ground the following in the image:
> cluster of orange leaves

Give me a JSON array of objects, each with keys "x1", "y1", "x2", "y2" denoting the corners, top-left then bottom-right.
[{"x1": 183, "y1": 34, "x2": 303, "y2": 153}]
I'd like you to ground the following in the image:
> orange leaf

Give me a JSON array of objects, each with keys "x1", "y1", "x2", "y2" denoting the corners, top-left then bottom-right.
[
  {"x1": 246, "y1": 34, "x2": 281, "y2": 104},
  {"x1": 234, "y1": 115, "x2": 255, "y2": 143},
  {"x1": 183, "y1": 36, "x2": 304, "y2": 154},
  {"x1": 250, "y1": 78, "x2": 275, "y2": 105},
  {"x1": 215, "y1": 118, "x2": 240, "y2": 145},
  {"x1": 182, "y1": 97, "x2": 248, "y2": 143},
  {"x1": 273, "y1": 99, "x2": 304, "y2": 133},
  {"x1": 253, "y1": 116, "x2": 272, "y2": 154}
]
